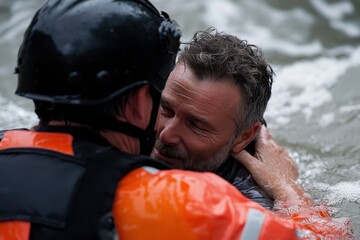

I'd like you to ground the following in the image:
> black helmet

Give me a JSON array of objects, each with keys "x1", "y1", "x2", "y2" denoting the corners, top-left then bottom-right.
[{"x1": 15, "y1": 0, "x2": 181, "y2": 105}]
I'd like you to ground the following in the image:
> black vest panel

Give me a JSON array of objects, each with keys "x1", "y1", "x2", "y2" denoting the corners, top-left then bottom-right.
[
  {"x1": 0, "y1": 127, "x2": 170, "y2": 240},
  {"x1": 0, "y1": 148, "x2": 86, "y2": 228}
]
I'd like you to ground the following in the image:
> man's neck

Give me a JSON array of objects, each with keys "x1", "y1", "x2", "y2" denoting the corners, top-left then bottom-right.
[
  {"x1": 100, "y1": 130, "x2": 140, "y2": 154},
  {"x1": 47, "y1": 121, "x2": 140, "y2": 154}
]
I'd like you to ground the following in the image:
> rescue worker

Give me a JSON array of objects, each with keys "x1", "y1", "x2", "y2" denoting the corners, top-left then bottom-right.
[
  {"x1": 0, "y1": 0, "x2": 353, "y2": 239},
  {"x1": 0, "y1": 0, "x2": 182, "y2": 239}
]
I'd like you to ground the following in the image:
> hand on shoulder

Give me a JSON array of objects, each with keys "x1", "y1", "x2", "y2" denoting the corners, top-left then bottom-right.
[{"x1": 232, "y1": 125, "x2": 307, "y2": 204}]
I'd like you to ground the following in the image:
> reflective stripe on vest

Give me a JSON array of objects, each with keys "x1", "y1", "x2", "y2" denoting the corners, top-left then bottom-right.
[
  {"x1": 240, "y1": 208, "x2": 265, "y2": 240},
  {"x1": 142, "y1": 166, "x2": 160, "y2": 174}
]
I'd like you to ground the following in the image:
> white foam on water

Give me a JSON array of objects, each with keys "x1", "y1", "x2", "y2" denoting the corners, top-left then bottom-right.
[
  {"x1": 201, "y1": 0, "x2": 360, "y2": 128},
  {"x1": 267, "y1": 58, "x2": 341, "y2": 121},
  {"x1": 266, "y1": 45, "x2": 360, "y2": 125},
  {"x1": 310, "y1": 0, "x2": 353, "y2": 19},
  {"x1": 340, "y1": 104, "x2": 360, "y2": 113},
  {"x1": 203, "y1": 0, "x2": 240, "y2": 31},
  {"x1": 314, "y1": 180, "x2": 360, "y2": 205},
  {"x1": 327, "y1": 45, "x2": 356, "y2": 56},
  {"x1": 309, "y1": 0, "x2": 360, "y2": 37},
  {"x1": 330, "y1": 20, "x2": 360, "y2": 38},
  {"x1": 201, "y1": 0, "x2": 325, "y2": 57},
  {"x1": 0, "y1": 96, "x2": 37, "y2": 129},
  {"x1": 0, "y1": 1, "x2": 37, "y2": 45},
  {"x1": 318, "y1": 112, "x2": 335, "y2": 127},
  {"x1": 238, "y1": 6, "x2": 322, "y2": 57}
]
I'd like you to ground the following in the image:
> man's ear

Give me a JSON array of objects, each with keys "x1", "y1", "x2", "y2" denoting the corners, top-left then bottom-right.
[
  {"x1": 231, "y1": 121, "x2": 261, "y2": 154},
  {"x1": 122, "y1": 85, "x2": 152, "y2": 129}
]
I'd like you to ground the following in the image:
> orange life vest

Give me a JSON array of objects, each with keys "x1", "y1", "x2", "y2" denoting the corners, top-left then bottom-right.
[
  {"x1": 113, "y1": 168, "x2": 299, "y2": 240},
  {"x1": 0, "y1": 129, "x2": 352, "y2": 239}
]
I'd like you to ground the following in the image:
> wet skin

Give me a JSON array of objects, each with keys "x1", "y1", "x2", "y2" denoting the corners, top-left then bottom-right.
[{"x1": 151, "y1": 62, "x2": 248, "y2": 171}]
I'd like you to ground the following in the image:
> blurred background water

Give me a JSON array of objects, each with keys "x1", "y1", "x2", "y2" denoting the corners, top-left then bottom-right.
[{"x1": 0, "y1": 0, "x2": 359, "y2": 237}]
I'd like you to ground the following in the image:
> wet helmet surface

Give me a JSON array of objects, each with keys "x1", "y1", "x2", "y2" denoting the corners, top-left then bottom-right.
[{"x1": 15, "y1": 0, "x2": 181, "y2": 105}]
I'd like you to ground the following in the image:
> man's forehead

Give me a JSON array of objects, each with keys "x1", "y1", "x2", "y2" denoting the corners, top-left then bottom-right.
[
  {"x1": 168, "y1": 65, "x2": 241, "y2": 100},
  {"x1": 163, "y1": 64, "x2": 242, "y2": 123}
]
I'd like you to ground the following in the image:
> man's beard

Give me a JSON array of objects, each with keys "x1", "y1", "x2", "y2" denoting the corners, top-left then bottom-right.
[{"x1": 152, "y1": 136, "x2": 235, "y2": 172}]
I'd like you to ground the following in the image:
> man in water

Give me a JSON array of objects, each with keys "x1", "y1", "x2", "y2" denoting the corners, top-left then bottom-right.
[
  {"x1": 151, "y1": 28, "x2": 352, "y2": 238},
  {"x1": 152, "y1": 28, "x2": 275, "y2": 208}
]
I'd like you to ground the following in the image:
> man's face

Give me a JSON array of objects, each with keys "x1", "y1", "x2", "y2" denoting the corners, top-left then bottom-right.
[{"x1": 151, "y1": 63, "x2": 242, "y2": 171}]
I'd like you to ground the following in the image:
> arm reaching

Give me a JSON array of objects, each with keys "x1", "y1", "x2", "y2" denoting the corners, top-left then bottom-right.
[
  {"x1": 232, "y1": 125, "x2": 353, "y2": 238},
  {"x1": 112, "y1": 166, "x2": 352, "y2": 239},
  {"x1": 232, "y1": 125, "x2": 305, "y2": 204}
]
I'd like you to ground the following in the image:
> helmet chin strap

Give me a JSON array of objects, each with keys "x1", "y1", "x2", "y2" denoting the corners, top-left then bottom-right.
[
  {"x1": 139, "y1": 88, "x2": 161, "y2": 155},
  {"x1": 55, "y1": 87, "x2": 161, "y2": 155},
  {"x1": 97, "y1": 119, "x2": 156, "y2": 156},
  {"x1": 91, "y1": 88, "x2": 160, "y2": 155}
]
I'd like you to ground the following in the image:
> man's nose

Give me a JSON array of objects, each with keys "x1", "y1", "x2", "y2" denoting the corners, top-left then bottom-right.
[{"x1": 158, "y1": 118, "x2": 181, "y2": 146}]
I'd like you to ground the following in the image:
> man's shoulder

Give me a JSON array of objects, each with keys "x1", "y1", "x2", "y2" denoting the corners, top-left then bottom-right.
[{"x1": 212, "y1": 156, "x2": 244, "y2": 182}]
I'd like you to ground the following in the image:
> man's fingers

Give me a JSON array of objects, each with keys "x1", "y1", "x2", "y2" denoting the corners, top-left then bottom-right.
[
  {"x1": 232, "y1": 150, "x2": 261, "y2": 171},
  {"x1": 257, "y1": 125, "x2": 271, "y2": 144}
]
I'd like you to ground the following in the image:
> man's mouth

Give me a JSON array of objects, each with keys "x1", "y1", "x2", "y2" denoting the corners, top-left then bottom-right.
[{"x1": 152, "y1": 147, "x2": 184, "y2": 169}]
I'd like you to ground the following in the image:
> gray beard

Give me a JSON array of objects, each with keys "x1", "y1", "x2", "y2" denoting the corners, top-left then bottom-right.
[
  {"x1": 153, "y1": 135, "x2": 236, "y2": 172},
  {"x1": 183, "y1": 137, "x2": 235, "y2": 172}
]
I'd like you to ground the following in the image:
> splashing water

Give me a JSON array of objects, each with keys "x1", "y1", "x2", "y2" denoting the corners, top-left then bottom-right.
[{"x1": 1, "y1": 0, "x2": 360, "y2": 237}]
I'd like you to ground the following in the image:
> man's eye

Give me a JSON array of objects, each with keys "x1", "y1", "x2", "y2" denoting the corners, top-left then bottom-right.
[
  {"x1": 189, "y1": 120, "x2": 205, "y2": 132},
  {"x1": 160, "y1": 106, "x2": 174, "y2": 117}
]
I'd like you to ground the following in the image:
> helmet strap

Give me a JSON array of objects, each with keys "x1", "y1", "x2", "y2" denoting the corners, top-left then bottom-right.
[
  {"x1": 139, "y1": 87, "x2": 161, "y2": 155},
  {"x1": 85, "y1": 116, "x2": 156, "y2": 155},
  {"x1": 104, "y1": 87, "x2": 160, "y2": 155}
]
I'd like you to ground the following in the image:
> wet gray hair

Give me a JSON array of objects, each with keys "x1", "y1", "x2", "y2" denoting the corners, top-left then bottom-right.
[{"x1": 178, "y1": 27, "x2": 274, "y2": 133}]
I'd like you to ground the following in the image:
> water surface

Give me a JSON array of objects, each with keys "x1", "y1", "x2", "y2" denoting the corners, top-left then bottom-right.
[{"x1": 1, "y1": 0, "x2": 359, "y2": 237}]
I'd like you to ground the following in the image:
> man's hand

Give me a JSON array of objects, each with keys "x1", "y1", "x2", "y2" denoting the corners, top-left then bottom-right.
[{"x1": 232, "y1": 125, "x2": 307, "y2": 204}]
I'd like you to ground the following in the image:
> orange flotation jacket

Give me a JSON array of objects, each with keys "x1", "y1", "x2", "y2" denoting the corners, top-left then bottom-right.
[
  {"x1": 1, "y1": 127, "x2": 349, "y2": 240},
  {"x1": 114, "y1": 167, "x2": 300, "y2": 240},
  {"x1": 0, "y1": 127, "x2": 169, "y2": 240}
]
